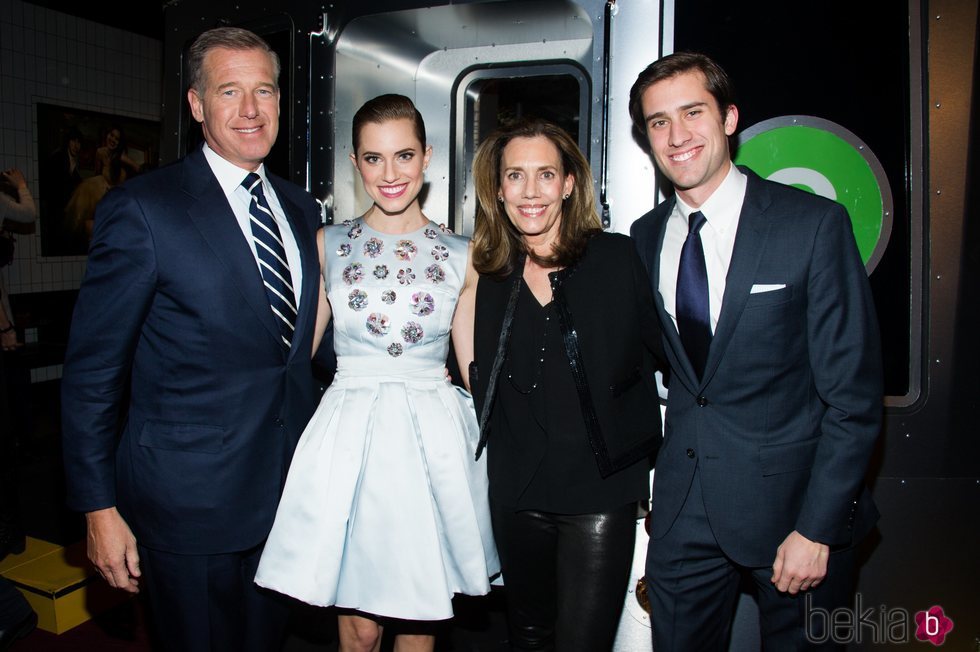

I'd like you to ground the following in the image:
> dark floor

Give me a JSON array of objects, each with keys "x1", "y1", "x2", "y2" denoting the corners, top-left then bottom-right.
[
  {"x1": 9, "y1": 592, "x2": 510, "y2": 651},
  {"x1": 3, "y1": 376, "x2": 510, "y2": 651}
]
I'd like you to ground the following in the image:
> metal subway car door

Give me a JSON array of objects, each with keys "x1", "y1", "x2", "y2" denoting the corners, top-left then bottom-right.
[
  {"x1": 322, "y1": 1, "x2": 594, "y2": 236},
  {"x1": 313, "y1": 1, "x2": 667, "y2": 649}
]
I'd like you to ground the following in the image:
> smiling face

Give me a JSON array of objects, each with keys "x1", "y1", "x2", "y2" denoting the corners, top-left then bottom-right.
[
  {"x1": 187, "y1": 47, "x2": 280, "y2": 171},
  {"x1": 498, "y1": 135, "x2": 575, "y2": 251},
  {"x1": 640, "y1": 70, "x2": 738, "y2": 207},
  {"x1": 105, "y1": 129, "x2": 121, "y2": 151},
  {"x1": 350, "y1": 118, "x2": 432, "y2": 218}
]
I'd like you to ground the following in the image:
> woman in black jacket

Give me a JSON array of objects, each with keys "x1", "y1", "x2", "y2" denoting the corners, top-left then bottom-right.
[{"x1": 467, "y1": 118, "x2": 664, "y2": 651}]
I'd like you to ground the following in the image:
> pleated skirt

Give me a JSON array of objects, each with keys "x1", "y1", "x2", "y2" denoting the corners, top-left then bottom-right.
[{"x1": 255, "y1": 358, "x2": 499, "y2": 621}]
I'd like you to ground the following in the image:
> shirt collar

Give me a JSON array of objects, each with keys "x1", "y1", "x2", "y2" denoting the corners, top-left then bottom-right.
[
  {"x1": 202, "y1": 142, "x2": 269, "y2": 196},
  {"x1": 674, "y1": 162, "x2": 746, "y2": 232}
]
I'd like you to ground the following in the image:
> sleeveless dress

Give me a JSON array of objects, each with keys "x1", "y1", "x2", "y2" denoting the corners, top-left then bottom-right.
[{"x1": 255, "y1": 217, "x2": 499, "y2": 621}]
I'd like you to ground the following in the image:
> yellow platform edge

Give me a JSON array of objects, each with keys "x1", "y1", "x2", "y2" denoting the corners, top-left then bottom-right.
[{"x1": 0, "y1": 536, "x2": 128, "y2": 634}]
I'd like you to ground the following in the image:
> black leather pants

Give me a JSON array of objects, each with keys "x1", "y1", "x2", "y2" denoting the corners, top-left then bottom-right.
[{"x1": 490, "y1": 502, "x2": 637, "y2": 652}]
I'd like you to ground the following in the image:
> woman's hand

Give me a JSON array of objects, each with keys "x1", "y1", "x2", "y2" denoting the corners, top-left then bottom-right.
[
  {"x1": 2, "y1": 328, "x2": 21, "y2": 351},
  {"x1": 2, "y1": 168, "x2": 28, "y2": 190}
]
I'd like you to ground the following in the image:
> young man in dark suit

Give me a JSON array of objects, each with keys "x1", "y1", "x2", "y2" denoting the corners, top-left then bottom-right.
[
  {"x1": 61, "y1": 27, "x2": 323, "y2": 651},
  {"x1": 629, "y1": 52, "x2": 883, "y2": 650}
]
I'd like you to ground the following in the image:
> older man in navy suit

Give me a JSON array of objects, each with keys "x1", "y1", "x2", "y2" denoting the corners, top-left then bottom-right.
[
  {"x1": 62, "y1": 27, "x2": 322, "y2": 651},
  {"x1": 629, "y1": 52, "x2": 882, "y2": 650}
]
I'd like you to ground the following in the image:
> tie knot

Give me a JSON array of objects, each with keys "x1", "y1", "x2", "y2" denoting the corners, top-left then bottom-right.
[
  {"x1": 688, "y1": 210, "x2": 707, "y2": 236},
  {"x1": 241, "y1": 172, "x2": 263, "y2": 196}
]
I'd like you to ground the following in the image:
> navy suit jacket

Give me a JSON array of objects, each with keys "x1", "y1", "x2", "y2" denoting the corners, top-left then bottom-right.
[
  {"x1": 61, "y1": 146, "x2": 322, "y2": 555},
  {"x1": 631, "y1": 168, "x2": 882, "y2": 567}
]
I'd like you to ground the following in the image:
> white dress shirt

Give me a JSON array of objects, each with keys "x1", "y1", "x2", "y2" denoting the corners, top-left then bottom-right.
[
  {"x1": 659, "y1": 162, "x2": 747, "y2": 334},
  {"x1": 203, "y1": 143, "x2": 303, "y2": 312}
]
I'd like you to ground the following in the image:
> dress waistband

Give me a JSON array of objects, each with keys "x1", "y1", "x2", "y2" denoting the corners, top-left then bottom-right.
[{"x1": 335, "y1": 356, "x2": 447, "y2": 382}]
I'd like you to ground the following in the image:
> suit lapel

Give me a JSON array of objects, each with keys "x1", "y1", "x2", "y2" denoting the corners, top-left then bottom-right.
[
  {"x1": 699, "y1": 171, "x2": 773, "y2": 385},
  {"x1": 181, "y1": 149, "x2": 284, "y2": 351}
]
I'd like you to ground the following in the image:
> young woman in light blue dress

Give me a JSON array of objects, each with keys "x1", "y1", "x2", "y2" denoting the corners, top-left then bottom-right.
[{"x1": 255, "y1": 94, "x2": 498, "y2": 652}]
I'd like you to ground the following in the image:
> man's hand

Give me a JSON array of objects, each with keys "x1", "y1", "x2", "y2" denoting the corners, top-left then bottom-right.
[
  {"x1": 86, "y1": 507, "x2": 141, "y2": 593},
  {"x1": 771, "y1": 530, "x2": 829, "y2": 594}
]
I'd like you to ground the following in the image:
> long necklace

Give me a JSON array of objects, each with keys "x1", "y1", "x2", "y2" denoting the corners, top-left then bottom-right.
[{"x1": 506, "y1": 311, "x2": 550, "y2": 395}]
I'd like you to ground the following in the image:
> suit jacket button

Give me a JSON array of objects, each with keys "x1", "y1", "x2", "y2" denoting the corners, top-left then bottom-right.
[
  {"x1": 697, "y1": 396, "x2": 708, "y2": 407},
  {"x1": 686, "y1": 448, "x2": 695, "y2": 459}
]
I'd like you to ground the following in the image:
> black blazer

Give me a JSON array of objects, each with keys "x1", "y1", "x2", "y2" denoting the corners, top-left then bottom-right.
[
  {"x1": 61, "y1": 146, "x2": 323, "y2": 555},
  {"x1": 472, "y1": 232, "x2": 664, "y2": 483},
  {"x1": 631, "y1": 168, "x2": 882, "y2": 567}
]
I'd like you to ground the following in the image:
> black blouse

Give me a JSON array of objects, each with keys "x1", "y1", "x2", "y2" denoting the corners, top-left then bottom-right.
[{"x1": 488, "y1": 279, "x2": 649, "y2": 514}]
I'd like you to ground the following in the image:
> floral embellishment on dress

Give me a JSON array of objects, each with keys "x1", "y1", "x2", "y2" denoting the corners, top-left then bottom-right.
[
  {"x1": 425, "y1": 263, "x2": 445, "y2": 284},
  {"x1": 401, "y1": 321, "x2": 424, "y2": 344},
  {"x1": 373, "y1": 264, "x2": 389, "y2": 280},
  {"x1": 424, "y1": 227, "x2": 439, "y2": 239},
  {"x1": 342, "y1": 219, "x2": 353, "y2": 226},
  {"x1": 348, "y1": 289, "x2": 368, "y2": 311},
  {"x1": 387, "y1": 343, "x2": 404, "y2": 357},
  {"x1": 410, "y1": 292, "x2": 435, "y2": 317},
  {"x1": 431, "y1": 245, "x2": 449, "y2": 261},
  {"x1": 337, "y1": 243, "x2": 352, "y2": 257},
  {"x1": 439, "y1": 223, "x2": 453, "y2": 234},
  {"x1": 394, "y1": 239, "x2": 418, "y2": 261},
  {"x1": 365, "y1": 313, "x2": 389, "y2": 336},
  {"x1": 381, "y1": 290, "x2": 397, "y2": 304},
  {"x1": 397, "y1": 268, "x2": 415, "y2": 285},
  {"x1": 343, "y1": 262, "x2": 364, "y2": 285},
  {"x1": 347, "y1": 223, "x2": 363, "y2": 239},
  {"x1": 363, "y1": 237, "x2": 384, "y2": 258}
]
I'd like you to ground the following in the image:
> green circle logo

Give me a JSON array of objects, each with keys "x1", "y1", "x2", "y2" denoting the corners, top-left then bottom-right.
[{"x1": 734, "y1": 116, "x2": 892, "y2": 273}]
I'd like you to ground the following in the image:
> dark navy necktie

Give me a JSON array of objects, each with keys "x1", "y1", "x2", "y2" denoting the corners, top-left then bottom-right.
[
  {"x1": 676, "y1": 210, "x2": 711, "y2": 379},
  {"x1": 242, "y1": 172, "x2": 296, "y2": 349}
]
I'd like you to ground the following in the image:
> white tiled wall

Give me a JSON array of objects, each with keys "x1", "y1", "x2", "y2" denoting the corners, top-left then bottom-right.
[{"x1": 0, "y1": 0, "x2": 162, "y2": 295}]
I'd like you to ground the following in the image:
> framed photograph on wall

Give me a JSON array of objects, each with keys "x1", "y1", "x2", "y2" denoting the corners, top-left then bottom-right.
[{"x1": 36, "y1": 103, "x2": 160, "y2": 257}]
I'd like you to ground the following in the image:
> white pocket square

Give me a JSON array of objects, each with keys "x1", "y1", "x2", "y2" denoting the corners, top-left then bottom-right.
[{"x1": 750, "y1": 284, "x2": 786, "y2": 294}]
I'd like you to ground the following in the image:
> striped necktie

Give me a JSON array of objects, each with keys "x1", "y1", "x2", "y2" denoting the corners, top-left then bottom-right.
[
  {"x1": 241, "y1": 172, "x2": 296, "y2": 349},
  {"x1": 676, "y1": 210, "x2": 711, "y2": 379}
]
